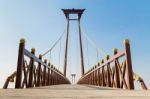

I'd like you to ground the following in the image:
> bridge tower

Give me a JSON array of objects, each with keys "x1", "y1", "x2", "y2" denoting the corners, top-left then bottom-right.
[{"x1": 62, "y1": 9, "x2": 85, "y2": 76}]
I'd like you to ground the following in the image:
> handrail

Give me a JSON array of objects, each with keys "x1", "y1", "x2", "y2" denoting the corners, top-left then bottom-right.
[
  {"x1": 3, "y1": 38, "x2": 70, "y2": 89},
  {"x1": 77, "y1": 39, "x2": 147, "y2": 90},
  {"x1": 24, "y1": 49, "x2": 65, "y2": 78},
  {"x1": 80, "y1": 50, "x2": 125, "y2": 80}
]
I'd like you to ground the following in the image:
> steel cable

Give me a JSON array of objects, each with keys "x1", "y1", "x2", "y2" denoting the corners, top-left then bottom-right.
[
  {"x1": 82, "y1": 32, "x2": 107, "y2": 56},
  {"x1": 42, "y1": 29, "x2": 67, "y2": 56}
]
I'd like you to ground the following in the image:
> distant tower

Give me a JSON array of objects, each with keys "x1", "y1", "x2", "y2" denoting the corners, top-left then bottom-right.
[
  {"x1": 71, "y1": 74, "x2": 76, "y2": 84},
  {"x1": 62, "y1": 9, "x2": 85, "y2": 76}
]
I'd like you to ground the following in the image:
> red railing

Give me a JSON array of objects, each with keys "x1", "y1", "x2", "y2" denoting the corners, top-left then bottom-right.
[
  {"x1": 3, "y1": 38, "x2": 70, "y2": 89},
  {"x1": 77, "y1": 39, "x2": 147, "y2": 90}
]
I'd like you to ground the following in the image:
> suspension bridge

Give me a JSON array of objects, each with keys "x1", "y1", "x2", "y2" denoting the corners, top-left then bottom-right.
[{"x1": 1, "y1": 9, "x2": 149, "y2": 99}]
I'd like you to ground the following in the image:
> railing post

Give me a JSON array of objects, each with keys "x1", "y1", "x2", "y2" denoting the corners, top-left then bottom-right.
[
  {"x1": 97, "y1": 63, "x2": 101, "y2": 86},
  {"x1": 90, "y1": 71, "x2": 92, "y2": 85},
  {"x1": 55, "y1": 68, "x2": 57, "y2": 85},
  {"x1": 93, "y1": 67, "x2": 95, "y2": 85},
  {"x1": 15, "y1": 38, "x2": 25, "y2": 88},
  {"x1": 51, "y1": 65, "x2": 54, "y2": 85},
  {"x1": 28, "y1": 48, "x2": 35, "y2": 87},
  {"x1": 37, "y1": 54, "x2": 42, "y2": 86},
  {"x1": 58, "y1": 75, "x2": 60, "y2": 84},
  {"x1": 55, "y1": 73, "x2": 57, "y2": 85},
  {"x1": 53, "y1": 67, "x2": 55, "y2": 85},
  {"x1": 47, "y1": 62, "x2": 50, "y2": 85},
  {"x1": 43, "y1": 59, "x2": 47, "y2": 86},
  {"x1": 50, "y1": 65, "x2": 52, "y2": 85},
  {"x1": 106, "y1": 55, "x2": 111, "y2": 87},
  {"x1": 54, "y1": 68, "x2": 57, "y2": 85},
  {"x1": 88, "y1": 74, "x2": 90, "y2": 85},
  {"x1": 113, "y1": 48, "x2": 120, "y2": 88},
  {"x1": 92, "y1": 68, "x2": 94, "y2": 85},
  {"x1": 124, "y1": 39, "x2": 134, "y2": 89},
  {"x1": 56, "y1": 70, "x2": 58, "y2": 85},
  {"x1": 101, "y1": 59, "x2": 105, "y2": 86},
  {"x1": 94, "y1": 65, "x2": 98, "y2": 86}
]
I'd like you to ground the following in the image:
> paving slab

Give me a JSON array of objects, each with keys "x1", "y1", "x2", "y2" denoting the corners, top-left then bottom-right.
[{"x1": 0, "y1": 84, "x2": 150, "y2": 99}]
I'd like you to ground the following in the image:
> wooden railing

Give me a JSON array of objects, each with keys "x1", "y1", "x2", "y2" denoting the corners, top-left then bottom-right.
[
  {"x1": 3, "y1": 38, "x2": 70, "y2": 89},
  {"x1": 77, "y1": 39, "x2": 147, "y2": 90}
]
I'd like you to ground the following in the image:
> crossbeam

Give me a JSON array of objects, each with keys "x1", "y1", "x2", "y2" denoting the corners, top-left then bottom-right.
[{"x1": 62, "y1": 8, "x2": 85, "y2": 76}]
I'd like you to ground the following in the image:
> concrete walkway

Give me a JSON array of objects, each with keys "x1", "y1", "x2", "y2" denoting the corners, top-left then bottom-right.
[{"x1": 0, "y1": 84, "x2": 150, "y2": 99}]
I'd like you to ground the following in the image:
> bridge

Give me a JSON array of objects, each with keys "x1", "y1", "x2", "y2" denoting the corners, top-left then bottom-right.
[{"x1": 1, "y1": 9, "x2": 149, "y2": 99}]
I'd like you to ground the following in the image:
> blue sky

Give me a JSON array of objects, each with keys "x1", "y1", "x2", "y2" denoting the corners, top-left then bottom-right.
[{"x1": 0, "y1": 0, "x2": 150, "y2": 89}]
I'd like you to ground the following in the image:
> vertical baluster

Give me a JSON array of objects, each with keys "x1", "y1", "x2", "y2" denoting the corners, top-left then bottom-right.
[
  {"x1": 92, "y1": 68, "x2": 94, "y2": 85},
  {"x1": 53, "y1": 67, "x2": 56, "y2": 85},
  {"x1": 51, "y1": 65, "x2": 54, "y2": 85},
  {"x1": 47, "y1": 62, "x2": 50, "y2": 86},
  {"x1": 97, "y1": 63, "x2": 100, "y2": 86},
  {"x1": 15, "y1": 38, "x2": 25, "y2": 88},
  {"x1": 43, "y1": 59, "x2": 47, "y2": 86},
  {"x1": 113, "y1": 48, "x2": 120, "y2": 88},
  {"x1": 95, "y1": 65, "x2": 98, "y2": 86},
  {"x1": 28, "y1": 48, "x2": 35, "y2": 88},
  {"x1": 124, "y1": 39, "x2": 134, "y2": 89},
  {"x1": 101, "y1": 59, "x2": 105, "y2": 86},
  {"x1": 106, "y1": 55, "x2": 111, "y2": 87},
  {"x1": 90, "y1": 71, "x2": 92, "y2": 85},
  {"x1": 37, "y1": 54, "x2": 42, "y2": 87}
]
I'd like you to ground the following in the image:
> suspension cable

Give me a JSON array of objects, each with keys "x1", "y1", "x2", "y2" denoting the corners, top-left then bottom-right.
[
  {"x1": 58, "y1": 39, "x2": 62, "y2": 70},
  {"x1": 86, "y1": 34, "x2": 90, "y2": 68},
  {"x1": 96, "y1": 49, "x2": 99, "y2": 62},
  {"x1": 42, "y1": 29, "x2": 67, "y2": 56},
  {"x1": 49, "y1": 50, "x2": 51, "y2": 62},
  {"x1": 82, "y1": 32, "x2": 107, "y2": 56}
]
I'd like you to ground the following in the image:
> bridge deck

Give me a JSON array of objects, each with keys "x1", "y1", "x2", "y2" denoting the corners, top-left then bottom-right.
[{"x1": 0, "y1": 84, "x2": 150, "y2": 99}]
